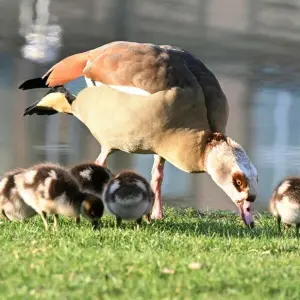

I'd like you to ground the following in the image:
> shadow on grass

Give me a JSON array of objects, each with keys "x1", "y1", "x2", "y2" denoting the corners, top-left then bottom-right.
[
  {"x1": 1, "y1": 207, "x2": 290, "y2": 239},
  {"x1": 147, "y1": 214, "x2": 282, "y2": 239},
  {"x1": 90, "y1": 208, "x2": 285, "y2": 238}
]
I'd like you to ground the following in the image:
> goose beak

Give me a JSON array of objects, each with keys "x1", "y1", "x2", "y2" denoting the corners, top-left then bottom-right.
[{"x1": 236, "y1": 199, "x2": 255, "y2": 228}]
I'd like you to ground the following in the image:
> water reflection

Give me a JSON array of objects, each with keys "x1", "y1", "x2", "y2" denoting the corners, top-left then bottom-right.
[
  {"x1": 19, "y1": 0, "x2": 62, "y2": 63},
  {"x1": 0, "y1": 0, "x2": 300, "y2": 213}
]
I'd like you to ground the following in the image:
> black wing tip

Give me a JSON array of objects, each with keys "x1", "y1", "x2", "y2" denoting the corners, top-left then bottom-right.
[
  {"x1": 18, "y1": 81, "x2": 28, "y2": 90},
  {"x1": 19, "y1": 73, "x2": 51, "y2": 90},
  {"x1": 23, "y1": 102, "x2": 36, "y2": 116},
  {"x1": 23, "y1": 109, "x2": 58, "y2": 116},
  {"x1": 23, "y1": 102, "x2": 58, "y2": 116},
  {"x1": 19, "y1": 78, "x2": 49, "y2": 90}
]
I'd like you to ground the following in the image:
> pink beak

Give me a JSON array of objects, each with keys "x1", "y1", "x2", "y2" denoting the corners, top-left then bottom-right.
[{"x1": 237, "y1": 200, "x2": 254, "y2": 228}]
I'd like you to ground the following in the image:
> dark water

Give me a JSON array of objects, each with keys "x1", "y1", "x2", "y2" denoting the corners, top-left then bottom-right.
[{"x1": 1, "y1": 0, "x2": 300, "y2": 213}]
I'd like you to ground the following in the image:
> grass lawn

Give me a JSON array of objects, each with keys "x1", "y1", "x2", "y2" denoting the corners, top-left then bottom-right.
[{"x1": 1, "y1": 207, "x2": 300, "y2": 300}]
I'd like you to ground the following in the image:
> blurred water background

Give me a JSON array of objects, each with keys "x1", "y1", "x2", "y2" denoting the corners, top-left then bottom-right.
[{"x1": 1, "y1": 0, "x2": 300, "y2": 213}]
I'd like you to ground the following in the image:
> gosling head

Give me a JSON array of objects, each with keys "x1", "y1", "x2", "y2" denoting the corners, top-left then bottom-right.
[{"x1": 80, "y1": 193, "x2": 104, "y2": 228}]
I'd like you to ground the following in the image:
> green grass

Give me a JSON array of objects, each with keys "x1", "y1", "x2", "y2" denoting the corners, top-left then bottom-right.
[{"x1": 1, "y1": 207, "x2": 300, "y2": 300}]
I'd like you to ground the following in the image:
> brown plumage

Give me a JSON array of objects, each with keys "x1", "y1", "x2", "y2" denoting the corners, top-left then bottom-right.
[
  {"x1": 19, "y1": 41, "x2": 227, "y2": 122},
  {"x1": 13, "y1": 163, "x2": 103, "y2": 230},
  {"x1": 69, "y1": 162, "x2": 112, "y2": 229},
  {"x1": 0, "y1": 168, "x2": 37, "y2": 221},
  {"x1": 20, "y1": 41, "x2": 228, "y2": 133},
  {"x1": 104, "y1": 171, "x2": 154, "y2": 229},
  {"x1": 69, "y1": 162, "x2": 113, "y2": 196},
  {"x1": 19, "y1": 41, "x2": 258, "y2": 226}
]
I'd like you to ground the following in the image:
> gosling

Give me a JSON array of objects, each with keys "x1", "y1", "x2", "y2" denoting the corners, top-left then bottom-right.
[
  {"x1": 0, "y1": 168, "x2": 36, "y2": 221},
  {"x1": 103, "y1": 171, "x2": 154, "y2": 229},
  {"x1": 14, "y1": 163, "x2": 104, "y2": 230},
  {"x1": 269, "y1": 177, "x2": 300, "y2": 235},
  {"x1": 69, "y1": 162, "x2": 113, "y2": 228}
]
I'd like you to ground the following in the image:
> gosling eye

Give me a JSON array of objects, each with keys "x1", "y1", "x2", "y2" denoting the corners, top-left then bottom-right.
[{"x1": 236, "y1": 180, "x2": 242, "y2": 186}]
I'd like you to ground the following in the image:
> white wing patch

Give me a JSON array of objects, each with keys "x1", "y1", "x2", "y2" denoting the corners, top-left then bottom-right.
[
  {"x1": 42, "y1": 176, "x2": 54, "y2": 199},
  {"x1": 0, "y1": 178, "x2": 8, "y2": 193},
  {"x1": 24, "y1": 170, "x2": 38, "y2": 184},
  {"x1": 79, "y1": 169, "x2": 92, "y2": 181},
  {"x1": 48, "y1": 170, "x2": 57, "y2": 179},
  {"x1": 85, "y1": 77, "x2": 150, "y2": 96},
  {"x1": 277, "y1": 181, "x2": 290, "y2": 195}
]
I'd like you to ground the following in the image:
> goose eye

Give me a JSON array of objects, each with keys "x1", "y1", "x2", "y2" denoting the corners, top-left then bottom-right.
[{"x1": 232, "y1": 173, "x2": 246, "y2": 191}]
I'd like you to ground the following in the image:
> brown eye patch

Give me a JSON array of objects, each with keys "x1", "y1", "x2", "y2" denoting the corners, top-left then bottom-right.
[{"x1": 232, "y1": 172, "x2": 247, "y2": 192}]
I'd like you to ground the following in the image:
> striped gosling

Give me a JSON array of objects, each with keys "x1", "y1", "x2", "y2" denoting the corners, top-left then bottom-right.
[
  {"x1": 14, "y1": 163, "x2": 104, "y2": 230},
  {"x1": 0, "y1": 168, "x2": 37, "y2": 221}
]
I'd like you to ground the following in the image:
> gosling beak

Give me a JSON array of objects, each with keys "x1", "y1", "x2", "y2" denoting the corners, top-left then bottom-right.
[{"x1": 237, "y1": 199, "x2": 255, "y2": 228}]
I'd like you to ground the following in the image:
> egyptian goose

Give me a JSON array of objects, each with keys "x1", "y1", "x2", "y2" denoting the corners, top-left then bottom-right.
[
  {"x1": 13, "y1": 163, "x2": 104, "y2": 230},
  {"x1": 103, "y1": 171, "x2": 154, "y2": 229},
  {"x1": 19, "y1": 41, "x2": 258, "y2": 226},
  {"x1": 0, "y1": 168, "x2": 37, "y2": 221},
  {"x1": 270, "y1": 177, "x2": 300, "y2": 235}
]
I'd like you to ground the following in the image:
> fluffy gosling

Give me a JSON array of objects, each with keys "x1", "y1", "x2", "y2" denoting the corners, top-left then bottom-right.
[
  {"x1": 14, "y1": 163, "x2": 104, "y2": 230},
  {"x1": 269, "y1": 177, "x2": 300, "y2": 235},
  {"x1": 69, "y1": 162, "x2": 113, "y2": 228},
  {"x1": 0, "y1": 168, "x2": 37, "y2": 221},
  {"x1": 104, "y1": 171, "x2": 154, "y2": 229}
]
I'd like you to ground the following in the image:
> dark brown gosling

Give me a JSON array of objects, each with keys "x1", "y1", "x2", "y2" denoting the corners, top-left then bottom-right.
[{"x1": 69, "y1": 162, "x2": 112, "y2": 228}]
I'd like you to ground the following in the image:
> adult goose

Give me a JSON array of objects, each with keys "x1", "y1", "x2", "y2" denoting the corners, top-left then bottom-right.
[{"x1": 19, "y1": 41, "x2": 258, "y2": 226}]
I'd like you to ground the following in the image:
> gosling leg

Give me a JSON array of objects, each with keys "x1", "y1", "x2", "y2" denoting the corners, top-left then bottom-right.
[
  {"x1": 116, "y1": 216, "x2": 122, "y2": 228},
  {"x1": 91, "y1": 220, "x2": 99, "y2": 230},
  {"x1": 144, "y1": 213, "x2": 151, "y2": 224},
  {"x1": 40, "y1": 211, "x2": 49, "y2": 230},
  {"x1": 136, "y1": 217, "x2": 143, "y2": 231},
  {"x1": 277, "y1": 215, "x2": 281, "y2": 233},
  {"x1": 296, "y1": 224, "x2": 300, "y2": 237},
  {"x1": 1, "y1": 209, "x2": 10, "y2": 221},
  {"x1": 53, "y1": 214, "x2": 59, "y2": 230}
]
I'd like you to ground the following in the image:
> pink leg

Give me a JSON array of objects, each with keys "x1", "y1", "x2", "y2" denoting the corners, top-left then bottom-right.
[
  {"x1": 95, "y1": 147, "x2": 111, "y2": 167},
  {"x1": 151, "y1": 155, "x2": 165, "y2": 220}
]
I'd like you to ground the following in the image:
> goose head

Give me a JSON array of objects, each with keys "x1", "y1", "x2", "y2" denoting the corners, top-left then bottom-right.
[{"x1": 204, "y1": 133, "x2": 258, "y2": 227}]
